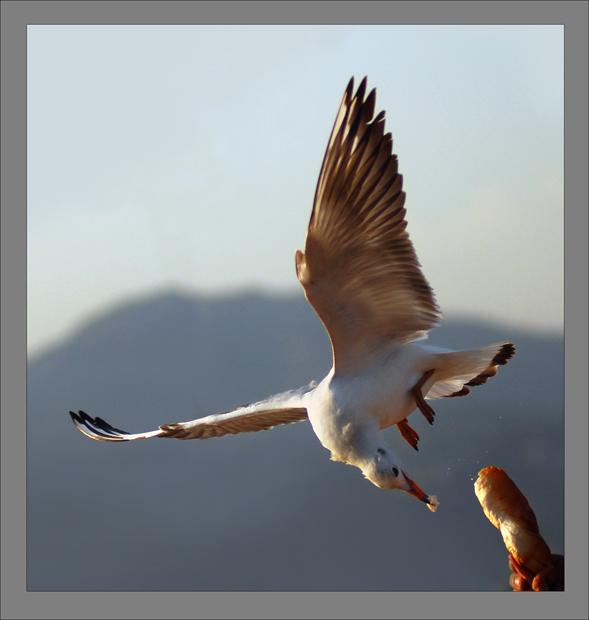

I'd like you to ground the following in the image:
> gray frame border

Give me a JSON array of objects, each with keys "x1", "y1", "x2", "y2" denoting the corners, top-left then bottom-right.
[{"x1": 2, "y1": 1, "x2": 587, "y2": 619}]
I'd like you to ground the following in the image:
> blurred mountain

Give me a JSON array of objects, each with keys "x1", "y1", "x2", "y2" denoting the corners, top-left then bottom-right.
[{"x1": 27, "y1": 291, "x2": 564, "y2": 591}]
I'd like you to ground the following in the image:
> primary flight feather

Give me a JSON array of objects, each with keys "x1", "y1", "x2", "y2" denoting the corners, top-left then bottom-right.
[{"x1": 70, "y1": 77, "x2": 515, "y2": 509}]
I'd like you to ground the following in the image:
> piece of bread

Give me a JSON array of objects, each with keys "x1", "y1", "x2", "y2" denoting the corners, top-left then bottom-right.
[{"x1": 474, "y1": 466, "x2": 552, "y2": 575}]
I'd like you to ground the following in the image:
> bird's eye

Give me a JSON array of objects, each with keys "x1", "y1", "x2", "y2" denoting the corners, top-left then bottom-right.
[{"x1": 392, "y1": 466, "x2": 399, "y2": 477}]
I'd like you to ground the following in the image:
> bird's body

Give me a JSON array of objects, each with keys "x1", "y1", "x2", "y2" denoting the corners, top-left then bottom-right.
[
  {"x1": 305, "y1": 339, "x2": 511, "y2": 505},
  {"x1": 308, "y1": 342, "x2": 428, "y2": 459},
  {"x1": 70, "y1": 77, "x2": 515, "y2": 509}
]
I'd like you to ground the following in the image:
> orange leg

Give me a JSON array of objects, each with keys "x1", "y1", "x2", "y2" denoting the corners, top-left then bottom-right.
[
  {"x1": 411, "y1": 369, "x2": 436, "y2": 425},
  {"x1": 397, "y1": 418, "x2": 420, "y2": 450}
]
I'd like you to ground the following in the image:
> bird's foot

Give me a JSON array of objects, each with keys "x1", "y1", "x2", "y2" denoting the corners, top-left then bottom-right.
[
  {"x1": 411, "y1": 369, "x2": 436, "y2": 424},
  {"x1": 397, "y1": 418, "x2": 420, "y2": 450}
]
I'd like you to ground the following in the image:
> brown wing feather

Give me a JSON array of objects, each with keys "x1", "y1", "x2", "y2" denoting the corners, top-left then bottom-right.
[
  {"x1": 159, "y1": 408, "x2": 308, "y2": 439},
  {"x1": 69, "y1": 385, "x2": 314, "y2": 443},
  {"x1": 296, "y1": 77, "x2": 442, "y2": 373},
  {"x1": 70, "y1": 407, "x2": 308, "y2": 441}
]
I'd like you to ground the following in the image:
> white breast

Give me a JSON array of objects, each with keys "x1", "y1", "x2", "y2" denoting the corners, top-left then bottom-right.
[{"x1": 308, "y1": 342, "x2": 440, "y2": 448}]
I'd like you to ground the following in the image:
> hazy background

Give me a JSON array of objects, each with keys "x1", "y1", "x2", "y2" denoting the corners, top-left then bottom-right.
[
  {"x1": 27, "y1": 25, "x2": 563, "y2": 358},
  {"x1": 26, "y1": 25, "x2": 564, "y2": 592},
  {"x1": 27, "y1": 293, "x2": 563, "y2": 591}
]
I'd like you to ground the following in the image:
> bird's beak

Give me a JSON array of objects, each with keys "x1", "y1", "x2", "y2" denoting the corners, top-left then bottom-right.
[{"x1": 402, "y1": 470, "x2": 437, "y2": 511}]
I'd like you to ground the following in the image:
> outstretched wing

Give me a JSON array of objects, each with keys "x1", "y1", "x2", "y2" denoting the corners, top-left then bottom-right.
[
  {"x1": 70, "y1": 384, "x2": 315, "y2": 442},
  {"x1": 296, "y1": 77, "x2": 442, "y2": 373}
]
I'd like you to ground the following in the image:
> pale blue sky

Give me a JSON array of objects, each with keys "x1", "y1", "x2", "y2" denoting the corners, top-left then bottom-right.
[{"x1": 27, "y1": 25, "x2": 564, "y2": 356}]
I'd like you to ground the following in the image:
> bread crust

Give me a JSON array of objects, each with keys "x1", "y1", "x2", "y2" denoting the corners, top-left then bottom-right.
[{"x1": 474, "y1": 466, "x2": 552, "y2": 574}]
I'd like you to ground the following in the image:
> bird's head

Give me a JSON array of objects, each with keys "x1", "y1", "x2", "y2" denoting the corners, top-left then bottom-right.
[{"x1": 362, "y1": 447, "x2": 438, "y2": 511}]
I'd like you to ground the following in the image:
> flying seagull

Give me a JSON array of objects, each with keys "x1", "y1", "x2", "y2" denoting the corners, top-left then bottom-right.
[{"x1": 70, "y1": 77, "x2": 515, "y2": 510}]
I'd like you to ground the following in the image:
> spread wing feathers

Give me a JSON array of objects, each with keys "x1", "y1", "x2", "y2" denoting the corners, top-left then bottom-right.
[
  {"x1": 69, "y1": 384, "x2": 316, "y2": 442},
  {"x1": 296, "y1": 77, "x2": 442, "y2": 372},
  {"x1": 426, "y1": 342, "x2": 515, "y2": 400}
]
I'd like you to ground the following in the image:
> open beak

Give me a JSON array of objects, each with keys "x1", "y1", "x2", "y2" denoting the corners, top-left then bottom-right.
[{"x1": 403, "y1": 471, "x2": 439, "y2": 512}]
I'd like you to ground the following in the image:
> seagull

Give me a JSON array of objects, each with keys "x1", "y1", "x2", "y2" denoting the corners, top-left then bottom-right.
[{"x1": 70, "y1": 77, "x2": 515, "y2": 510}]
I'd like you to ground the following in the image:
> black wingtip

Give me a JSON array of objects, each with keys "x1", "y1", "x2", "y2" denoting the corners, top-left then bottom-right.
[
  {"x1": 69, "y1": 409, "x2": 132, "y2": 441},
  {"x1": 494, "y1": 343, "x2": 516, "y2": 365},
  {"x1": 355, "y1": 76, "x2": 367, "y2": 103}
]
